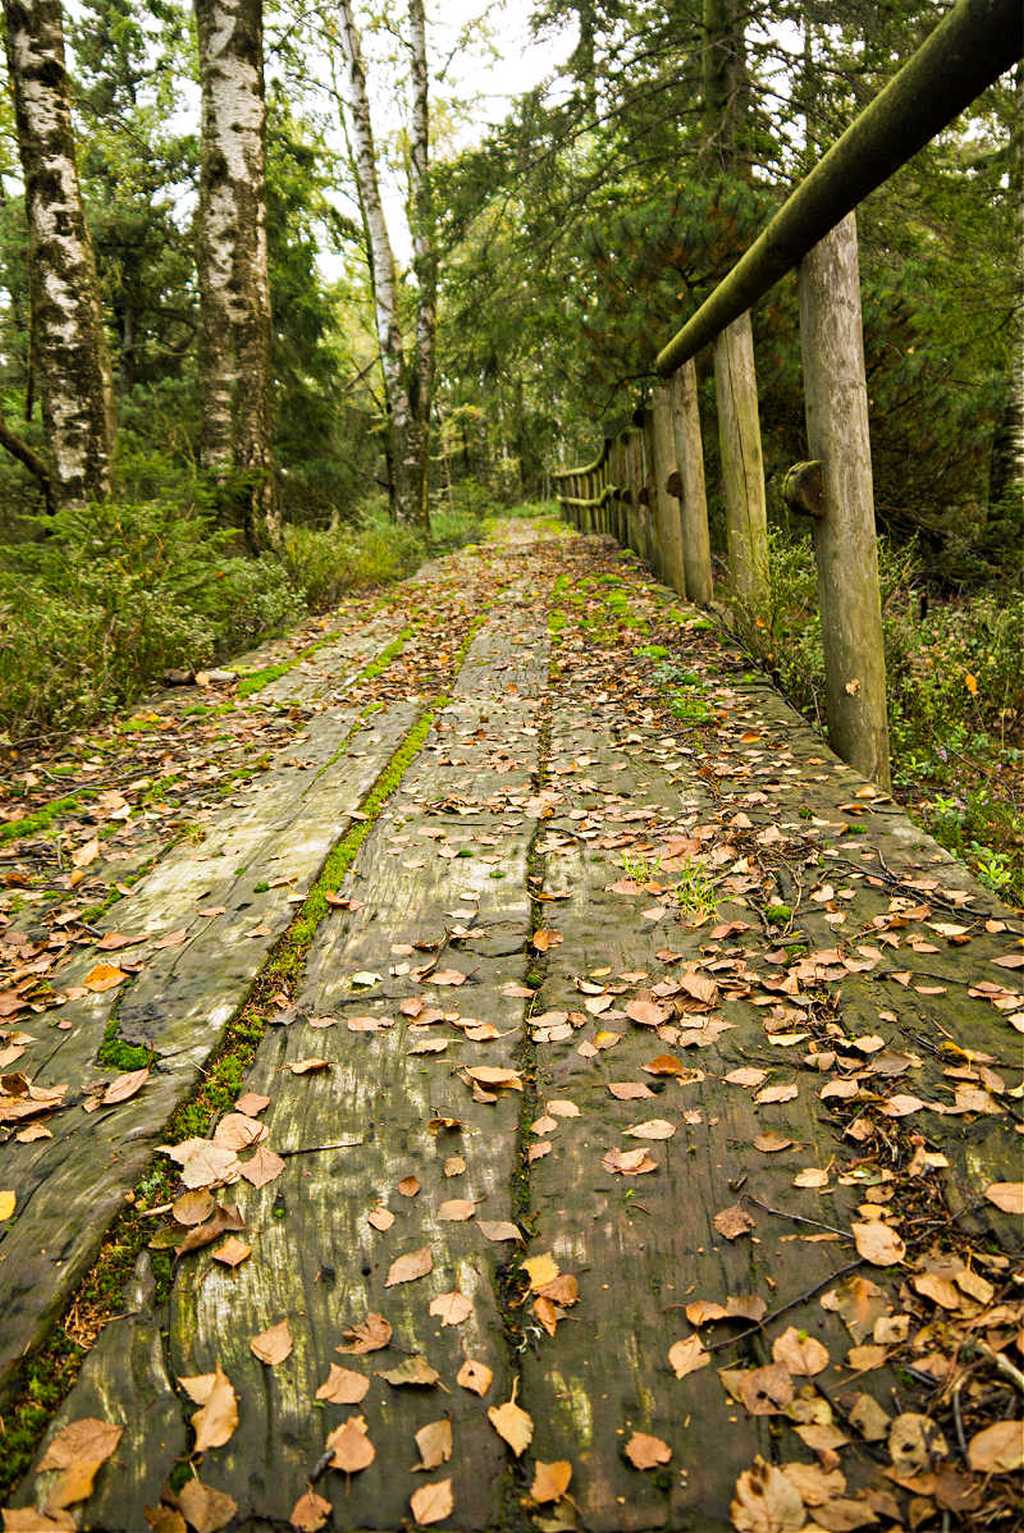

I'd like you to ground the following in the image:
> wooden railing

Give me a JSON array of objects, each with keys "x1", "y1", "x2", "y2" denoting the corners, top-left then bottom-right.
[{"x1": 553, "y1": 0, "x2": 1021, "y2": 791}]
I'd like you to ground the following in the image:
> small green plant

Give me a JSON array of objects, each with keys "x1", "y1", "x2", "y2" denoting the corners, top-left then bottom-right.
[
  {"x1": 764, "y1": 903, "x2": 793, "y2": 924},
  {"x1": 620, "y1": 851, "x2": 662, "y2": 883},
  {"x1": 671, "y1": 866, "x2": 717, "y2": 920}
]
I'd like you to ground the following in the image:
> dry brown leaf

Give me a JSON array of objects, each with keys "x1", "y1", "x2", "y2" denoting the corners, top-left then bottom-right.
[
  {"x1": 337, "y1": 1313, "x2": 392, "y2": 1355},
  {"x1": 888, "y1": 1412, "x2": 947, "y2": 1471},
  {"x1": 730, "y1": 1456, "x2": 806, "y2": 1532},
  {"x1": 522, "y1": 1252, "x2": 560, "y2": 1291},
  {"x1": 624, "y1": 1432, "x2": 671, "y2": 1470},
  {"x1": 780, "y1": 1462, "x2": 845, "y2": 1507},
  {"x1": 188, "y1": 1364, "x2": 238, "y2": 1453},
  {"x1": 287, "y1": 1057, "x2": 330, "y2": 1075},
  {"x1": 531, "y1": 929, "x2": 562, "y2": 952},
  {"x1": 966, "y1": 1419, "x2": 1023, "y2": 1473},
  {"x1": 101, "y1": 1067, "x2": 149, "y2": 1106},
  {"x1": 83, "y1": 963, "x2": 126, "y2": 994},
  {"x1": 608, "y1": 1081, "x2": 655, "y2": 1100},
  {"x1": 456, "y1": 1359, "x2": 493, "y2": 1396},
  {"x1": 238, "y1": 1145, "x2": 285, "y2": 1189},
  {"x1": 820, "y1": 1274, "x2": 888, "y2": 1342},
  {"x1": 385, "y1": 1245, "x2": 433, "y2": 1287},
  {"x1": 429, "y1": 1291, "x2": 472, "y2": 1327},
  {"x1": 668, "y1": 1335, "x2": 710, "y2": 1379},
  {"x1": 36, "y1": 1417, "x2": 123, "y2": 1513},
  {"x1": 714, "y1": 1204, "x2": 755, "y2": 1241},
  {"x1": 398, "y1": 1175, "x2": 421, "y2": 1197},
  {"x1": 409, "y1": 1480, "x2": 454, "y2": 1526},
  {"x1": 174, "y1": 1203, "x2": 244, "y2": 1258},
  {"x1": 211, "y1": 1112, "x2": 264, "y2": 1150},
  {"x1": 465, "y1": 1066, "x2": 523, "y2": 1090},
  {"x1": 211, "y1": 1235, "x2": 251, "y2": 1269},
  {"x1": 234, "y1": 1091, "x2": 270, "y2": 1117},
  {"x1": 177, "y1": 1479, "x2": 238, "y2": 1533},
  {"x1": 852, "y1": 1222, "x2": 905, "y2": 1267},
  {"x1": 171, "y1": 1189, "x2": 214, "y2": 1227},
  {"x1": 143, "y1": 1507, "x2": 187, "y2": 1533},
  {"x1": 413, "y1": 1418, "x2": 452, "y2": 1471},
  {"x1": 602, "y1": 1146, "x2": 657, "y2": 1176},
  {"x1": 249, "y1": 1318, "x2": 293, "y2": 1366},
  {"x1": 316, "y1": 1363, "x2": 370, "y2": 1404},
  {"x1": 984, "y1": 1182, "x2": 1024, "y2": 1215},
  {"x1": 771, "y1": 1327, "x2": 829, "y2": 1377},
  {"x1": 431, "y1": 968, "x2": 467, "y2": 985},
  {"x1": 1, "y1": 1512, "x2": 75, "y2": 1531},
  {"x1": 367, "y1": 1206, "x2": 395, "y2": 1231},
  {"x1": 754, "y1": 1133, "x2": 795, "y2": 1153},
  {"x1": 326, "y1": 1415, "x2": 375, "y2": 1474},
  {"x1": 723, "y1": 1363, "x2": 794, "y2": 1416},
  {"x1": 623, "y1": 1118, "x2": 676, "y2": 1140},
  {"x1": 488, "y1": 1380, "x2": 533, "y2": 1457},
  {"x1": 725, "y1": 1067, "x2": 767, "y2": 1088},
  {"x1": 288, "y1": 1490, "x2": 331, "y2": 1531},
  {"x1": 477, "y1": 1219, "x2": 523, "y2": 1242},
  {"x1": 531, "y1": 1459, "x2": 572, "y2": 1505},
  {"x1": 377, "y1": 1355, "x2": 440, "y2": 1388},
  {"x1": 437, "y1": 1199, "x2": 476, "y2": 1222}
]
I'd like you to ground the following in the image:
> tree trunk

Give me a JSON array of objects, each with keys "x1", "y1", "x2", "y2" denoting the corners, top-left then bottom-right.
[
  {"x1": 194, "y1": 0, "x2": 277, "y2": 547},
  {"x1": 406, "y1": 0, "x2": 435, "y2": 528},
  {"x1": 3, "y1": 0, "x2": 115, "y2": 506},
  {"x1": 701, "y1": 0, "x2": 747, "y2": 171},
  {"x1": 334, "y1": 0, "x2": 416, "y2": 523}
]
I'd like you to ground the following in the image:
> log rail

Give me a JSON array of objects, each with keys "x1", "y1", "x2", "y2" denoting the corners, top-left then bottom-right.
[{"x1": 553, "y1": 0, "x2": 1022, "y2": 790}]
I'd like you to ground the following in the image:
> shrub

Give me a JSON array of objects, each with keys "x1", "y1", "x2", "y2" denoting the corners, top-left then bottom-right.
[
  {"x1": 0, "y1": 500, "x2": 300, "y2": 739},
  {"x1": 279, "y1": 514, "x2": 425, "y2": 611}
]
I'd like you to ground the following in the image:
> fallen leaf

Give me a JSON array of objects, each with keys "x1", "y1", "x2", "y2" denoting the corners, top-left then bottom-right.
[
  {"x1": 429, "y1": 1291, "x2": 472, "y2": 1327},
  {"x1": 623, "y1": 1117, "x2": 676, "y2": 1140},
  {"x1": 398, "y1": 1175, "x2": 421, "y2": 1197},
  {"x1": 101, "y1": 1067, "x2": 149, "y2": 1105},
  {"x1": 724, "y1": 1363, "x2": 794, "y2": 1416},
  {"x1": 367, "y1": 1206, "x2": 395, "y2": 1232},
  {"x1": 431, "y1": 969, "x2": 467, "y2": 986},
  {"x1": 714, "y1": 1204, "x2": 755, "y2": 1241},
  {"x1": 171, "y1": 1189, "x2": 214, "y2": 1227},
  {"x1": 289, "y1": 1489, "x2": 331, "y2": 1531},
  {"x1": 144, "y1": 1507, "x2": 187, "y2": 1533},
  {"x1": 602, "y1": 1145, "x2": 657, "y2": 1175},
  {"x1": 188, "y1": 1364, "x2": 238, "y2": 1453},
  {"x1": 325, "y1": 1415, "x2": 375, "y2": 1473},
  {"x1": 531, "y1": 1459, "x2": 572, "y2": 1505},
  {"x1": 772, "y1": 1327, "x2": 828, "y2": 1376},
  {"x1": 0, "y1": 1190, "x2": 15, "y2": 1221},
  {"x1": 235, "y1": 1092, "x2": 270, "y2": 1117},
  {"x1": 984, "y1": 1182, "x2": 1024, "y2": 1216},
  {"x1": 668, "y1": 1335, "x2": 710, "y2": 1379},
  {"x1": 889, "y1": 1412, "x2": 947, "y2": 1471},
  {"x1": 337, "y1": 1313, "x2": 391, "y2": 1355},
  {"x1": 36, "y1": 1418, "x2": 123, "y2": 1512},
  {"x1": 437, "y1": 1199, "x2": 476, "y2": 1221},
  {"x1": 967, "y1": 1419, "x2": 1023, "y2": 1474},
  {"x1": 174, "y1": 1203, "x2": 244, "y2": 1258},
  {"x1": 211, "y1": 1235, "x2": 251, "y2": 1269},
  {"x1": 377, "y1": 1355, "x2": 440, "y2": 1388},
  {"x1": 409, "y1": 1480, "x2": 454, "y2": 1526},
  {"x1": 287, "y1": 1057, "x2": 330, "y2": 1075},
  {"x1": 624, "y1": 1432, "x2": 671, "y2": 1470},
  {"x1": 177, "y1": 1479, "x2": 237, "y2": 1533},
  {"x1": 250, "y1": 1318, "x2": 293, "y2": 1366},
  {"x1": 488, "y1": 1380, "x2": 533, "y2": 1456},
  {"x1": 413, "y1": 1418, "x2": 452, "y2": 1471},
  {"x1": 385, "y1": 1246, "x2": 433, "y2": 1287},
  {"x1": 456, "y1": 1359, "x2": 493, "y2": 1396},
  {"x1": 522, "y1": 1253, "x2": 560, "y2": 1291},
  {"x1": 730, "y1": 1456, "x2": 806, "y2": 1532},
  {"x1": 239, "y1": 1145, "x2": 285, "y2": 1188},
  {"x1": 477, "y1": 1220, "x2": 523, "y2": 1242},
  {"x1": 316, "y1": 1363, "x2": 370, "y2": 1404},
  {"x1": 83, "y1": 963, "x2": 125, "y2": 993},
  {"x1": 608, "y1": 1081, "x2": 654, "y2": 1100},
  {"x1": 852, "y1": 1222, "x2": 905, "y2": 1266}
]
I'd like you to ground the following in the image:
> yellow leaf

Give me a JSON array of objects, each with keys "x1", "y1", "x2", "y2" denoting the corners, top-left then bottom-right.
[
  {"x1": 964, "y1": 672, "x2": 978, "y2": 695},
  {"x1": 0, "y1": 1189, "x2": 15, "y2": 1221}
]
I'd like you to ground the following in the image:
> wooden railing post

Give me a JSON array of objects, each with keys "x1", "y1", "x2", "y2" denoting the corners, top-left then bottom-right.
[
  {"x1": 668, "y1": 361, "x2": 713, "y2": 606},
  {"x1": 713, "y1": 312, "x2": 769, "y2": 606},
  {"x1": 798, "y1": 212, "x2": 890, "y2": 788},
  {"x1": 650, "y1": 383, "x2": 686, "y2": 595},
  {"x1": 641, "y1": 408, "x2": 663, "y2": 578},
  {"x1": 624, "y1": 430, "x2": 640, "y2": 552}
]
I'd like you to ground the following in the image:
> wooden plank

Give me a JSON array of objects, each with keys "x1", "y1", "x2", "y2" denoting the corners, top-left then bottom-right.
[
  {"x1": 650, "y1": 383, "x2": 686, "y2": 597},
  {"x1": 0, "y1": 703, "x2": 420, "y2": 1403},
  {"x1": 668, "y1": 360, "x2": 713, "y2": 606}
]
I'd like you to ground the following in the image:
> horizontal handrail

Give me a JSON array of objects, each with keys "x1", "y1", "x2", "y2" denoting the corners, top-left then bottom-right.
[
  {"x1": 551, "y1": 436, "x2": 611, "y2": 481},
  {"x1": 655, "y1": 0, "x2": 1022, "y2": 375}
]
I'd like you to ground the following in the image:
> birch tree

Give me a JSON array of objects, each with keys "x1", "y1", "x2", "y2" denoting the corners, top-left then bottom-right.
[
  {"x1": 333, "y1": 0, "x2": 435, "y2": 526},
  {"x1": 3, "y1": 0, "x2": 115, "y2": 506},
  {"x1": 194, "y1": 0, "x2": 277, "y2": 546}
]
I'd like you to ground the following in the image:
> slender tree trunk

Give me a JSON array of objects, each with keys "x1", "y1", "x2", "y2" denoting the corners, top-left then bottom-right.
[
  {"x1": 3, "y1": 0, "x2": 115, "y2": 506},
  {"x1": 406, "y1": 0, "x2": 435, "y2": 528},
  {"x1": 194, "y1": 0, "x2": 277, "y2": 546},
  {"x1": 334, "y1": 0, "x2": 416, "y2": 523},
  {"x1": 701, "y1": 0, "x2": 747, "y2": 172}
]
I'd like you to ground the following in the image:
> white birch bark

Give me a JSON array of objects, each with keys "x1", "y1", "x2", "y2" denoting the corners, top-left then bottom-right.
[
  {"x1": 406, "y1": 0, "x2": 436, "y2": 526},
  {"x1": 194, "y1": 0, "x2": 277, "y2": 545},
  {"x1": 3, "y1": 0, "x2": 115, "y2": 506}
]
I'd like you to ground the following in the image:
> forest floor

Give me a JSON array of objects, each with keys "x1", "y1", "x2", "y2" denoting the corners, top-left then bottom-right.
[{"x1": 1, "y1": 519, "x2": 1022, "y2": 1533}]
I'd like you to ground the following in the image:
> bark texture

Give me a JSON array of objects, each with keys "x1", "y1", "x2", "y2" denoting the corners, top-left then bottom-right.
[
  {"x1": 714, "y1": 312, "x2": 768, "y2": 606},
  {"x1": 406, "y1": 0, "x2": 436, "y2": 527},
  {"x1": 194, "y1": 0, "x2": 277, "y2": 545},
  {"x1": 3, "y1": 0, "x2": 114, "y2": 506},
  {"x1": 668, "y1": 360, "x2": 713, "y2": 606},
  {"x1": 335, "y1": 0, "x2": 417, "y2": 523}
]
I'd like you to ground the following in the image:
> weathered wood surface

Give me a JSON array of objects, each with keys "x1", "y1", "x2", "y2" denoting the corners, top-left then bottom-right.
[
  {"x1": 0, "y1": 702, "x2": 419, "y2": 1400},
  {"x1": 667, "y1": 360, "x2": 713, "y2": 607},
  {"x1": 798, "y1": 212, "x2": 891, "y2": 789},
  {"x1": 649, "y1": 384, "x2": 686, "y2": 598},
  {"x1": 7, "y1": 525, "x2": 1021, "y2": 1532}
]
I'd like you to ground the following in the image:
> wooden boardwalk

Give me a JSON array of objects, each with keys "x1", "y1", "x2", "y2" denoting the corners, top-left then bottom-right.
[{"x1": 1, "y1": 522, "x2": 1020, "y2": 1532}]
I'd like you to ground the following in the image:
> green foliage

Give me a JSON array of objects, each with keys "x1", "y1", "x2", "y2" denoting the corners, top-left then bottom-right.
[
  {"x1": 279, "y1": 515, "x2": 426, "y2": 611},
  {"x1": 735, "y1": 528, "x2": 1024, "y2": 902},
  {"x1": 0, "y1": 501, "x2": 300, "y2": 739}
]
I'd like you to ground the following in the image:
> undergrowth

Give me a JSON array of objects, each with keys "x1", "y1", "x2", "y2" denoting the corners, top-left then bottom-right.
[{"x1": 732, "y1": 529, "x2": 1024, "y2": 903}]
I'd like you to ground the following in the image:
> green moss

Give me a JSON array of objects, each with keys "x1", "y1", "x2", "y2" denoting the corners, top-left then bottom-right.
[
  {"x1": 0, "y1": 791, "x2": 90, "y2": 846},
  {"x1": 96, "y1": 1014, "x2": 151, "y2": 1072},
  {"x1": 764, "y1": 903, "x2": 793, "y2": 923}
]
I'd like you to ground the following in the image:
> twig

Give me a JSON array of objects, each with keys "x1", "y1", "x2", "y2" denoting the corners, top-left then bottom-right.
[
  {"x1": 703, "y1": 1258, "x2": 864, "y2": 1352},
  {"x1": 951, "y1": 1378, "x2": 968, "y2": 1462},
  {"x1": 279, "y1": 1139, "x2": 364, "y2": 1157},
  {"x1": 137, "y1": 1202, "x2": 174, "y2": 1219},
  {"x1": 966, "y1": 1338, "x2": 1024, "y2": 1395},
  {"x1": 742, "y1": 1191, "x2": 852, "y2": 1240}
]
